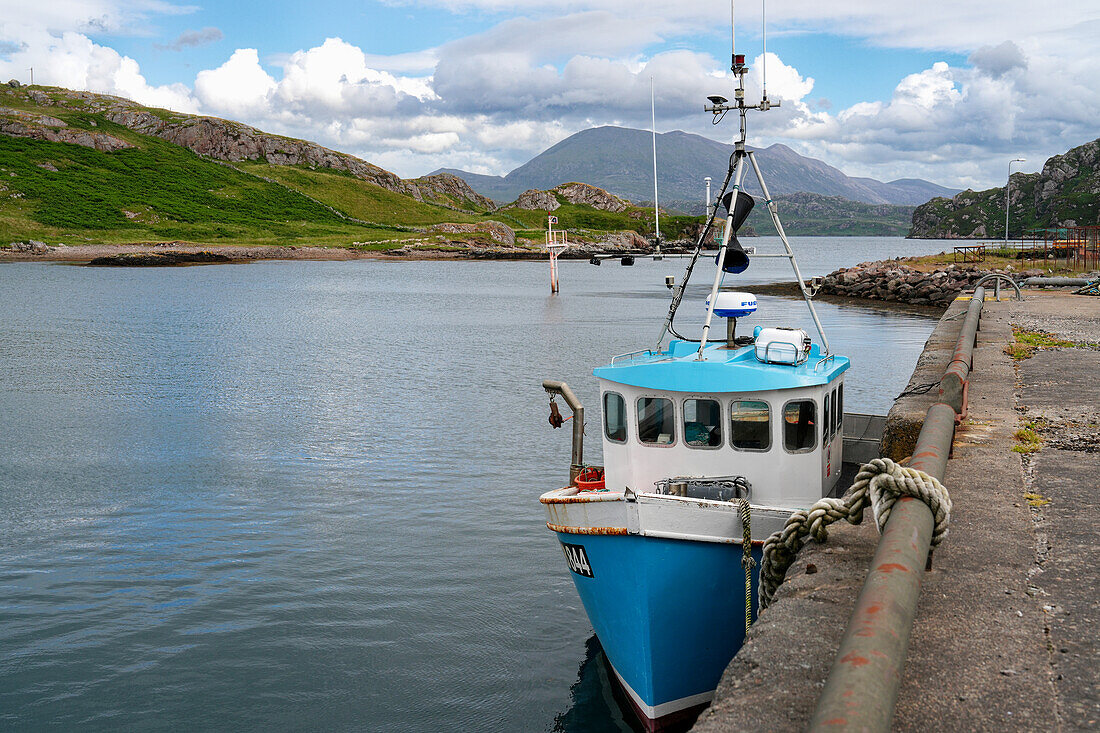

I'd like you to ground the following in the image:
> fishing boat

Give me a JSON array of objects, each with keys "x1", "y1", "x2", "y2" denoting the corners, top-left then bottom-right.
[{"x1": 539, "y1": 5, "x2": 850, "y2": 730}]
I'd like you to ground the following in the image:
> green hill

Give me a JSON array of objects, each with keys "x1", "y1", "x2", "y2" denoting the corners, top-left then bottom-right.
[
  {"x1": 909, "y1": 137, "x2": 1100, "y2": 238},
  {"x1": 743, "y1": 192, "x2": 915, "y2": 236},
  {"x1": 0, "y1": 85, "x2": 503, "y2": 249},
  {"x1": 0, "y1": 93, "x2": 413, "y2": 246},
  {"x1": 234, "y1": 162, "x2": 482, "y2": 227}
]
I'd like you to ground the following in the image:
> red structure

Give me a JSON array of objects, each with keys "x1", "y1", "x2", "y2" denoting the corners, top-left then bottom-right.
[{"x1": 988, "y1": 225, "x2": 1100, "y2": 270}]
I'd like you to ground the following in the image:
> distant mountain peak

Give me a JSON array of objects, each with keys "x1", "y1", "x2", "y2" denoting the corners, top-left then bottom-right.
[{"x1": 440, "y1": 125, "x2": 957, "y2": 207}]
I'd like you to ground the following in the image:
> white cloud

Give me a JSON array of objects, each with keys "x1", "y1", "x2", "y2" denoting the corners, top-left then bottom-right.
[
  {"x1": 194, "y1": 49, "x2": 277, "y2": 118},
  {"x1": 2, "y1": 2, "x2": 1099, "y2": 186},
  {"x1": 276, "y1": 38, "x2": 435, "y2": 108},
  {"x1": 0, "y1": 28, "x2": 197, "y2": 111}
]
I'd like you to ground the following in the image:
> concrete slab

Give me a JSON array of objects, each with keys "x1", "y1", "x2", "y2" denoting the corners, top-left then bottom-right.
[
  {"x1": 691, "y1": 522, "x2": 879, "y2": 732},
  {"x1": 1029, "y1": 449, "x2": 1100, "y2": 730},
  {"x1": 1020, "y1": 349, "x2": 1100, "y2": 422},
  {"x1": 1002, "y1": 290, "x2": 1100, "y2": 347}
]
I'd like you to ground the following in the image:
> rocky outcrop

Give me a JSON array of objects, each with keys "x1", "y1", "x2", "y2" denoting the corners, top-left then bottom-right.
[
  {"x1": 410, "y1": 173, "x2": 494, "y2": 211},
  {"x1": 588, "y1": 230, "x2": 649, "y2": 251},
  {"x1": 908, "y1": 189, "x2": 1010, "y2": 239},
  {"x1": 6, "y1": 240, "x2": 50, "y2": 254},
  {"x1": 102, "y1": 110, "x2": 425, "y2": 199},
  {"x1": 514, "y1": 189, "x2": 560, "y2": 211},
  {"x1": 0, "y1": 107, "x2": 132, "y2": 152},
  {"x1": 511, "y1": 182, "x2": 629, "y2": 213},
  {"x1": 909, "y1": 137, "x2": 1100, "y2": 238},
  {"x1": 86, "y1": 251, "x2": 237, "y2": 266},
  {"x1": 553, "y1": 182, "x2": 628, "y2": 212},
  {"x1": 428, "y1": 220, "x2": 516, "y2": 247},
  {"x1": 819, "y1": 260, "x2": 1041, "y2": 307}
]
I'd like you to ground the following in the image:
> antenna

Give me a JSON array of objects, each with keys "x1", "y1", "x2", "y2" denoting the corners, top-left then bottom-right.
[
  {"x1": 761, "y1": 0, "x2": 767, "y2": 102},
  {"x1": 651, "y1": 77, "x2": 661, "y2": 246},
  {"x1": 730, "y1": 0, "x2": 737, "y2": 69}
]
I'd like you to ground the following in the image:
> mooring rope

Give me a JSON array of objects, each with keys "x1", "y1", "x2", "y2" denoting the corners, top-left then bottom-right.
[
  {"x1": 735, "y1": 497, "x2": 755, "y2": 632},
  {"x1": 759, "y1": 457, "x2": 952, "y2": 609}
]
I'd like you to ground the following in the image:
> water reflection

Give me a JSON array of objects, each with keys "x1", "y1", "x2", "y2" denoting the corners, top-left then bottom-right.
[{"x1": 552, "y1": 636, "x2": 638, "y2": 733}]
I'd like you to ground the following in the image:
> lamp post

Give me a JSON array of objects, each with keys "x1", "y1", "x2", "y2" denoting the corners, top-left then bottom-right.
[
  {"x1": 1005, "y1": 158, "x2": 1025, "y2": 244},
  {"x1": 705, "y1": 177, "x2": 712, "y2": 216}
]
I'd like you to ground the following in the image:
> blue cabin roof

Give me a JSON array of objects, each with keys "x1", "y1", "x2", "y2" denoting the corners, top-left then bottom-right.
[{"x1": 593, "y1": 339, "x2": 849, "y2": 393}]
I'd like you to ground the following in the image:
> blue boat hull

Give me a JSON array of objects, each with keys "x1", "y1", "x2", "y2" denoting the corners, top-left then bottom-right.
[{"x1": 554, "y1": 531, "x2": 761, "y2": 729}]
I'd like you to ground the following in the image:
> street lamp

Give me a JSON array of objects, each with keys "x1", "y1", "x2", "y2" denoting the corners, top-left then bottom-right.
[
  {"x1": 704, "y1": 177, "x2": 712, "y2": 217},
  {"x1": 1006, "y1": 158, "x2": 1025, "y2": 244}
]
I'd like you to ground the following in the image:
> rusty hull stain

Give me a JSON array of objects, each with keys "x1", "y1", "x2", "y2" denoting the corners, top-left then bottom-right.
[{"x1": 546, "y1": 522, "x2": 628, "y2": 536}]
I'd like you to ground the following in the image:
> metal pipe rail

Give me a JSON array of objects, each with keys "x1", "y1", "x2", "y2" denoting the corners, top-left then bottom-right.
[
  {"x1": 936, "y1": 288, "x2": 985, "y2": 418},
  {"x1": 1022, "y1": 276, "x2": 1094, "y2": 287},
  {"x1": 973, "y1": 273, "x2": 1022, "y2": 301},
  {"x1": 543, "y1": 380, "x2": 585, "y2": 485},
  {"x1": 808, "y1": 287, "x2": 985, "y2": 731}
]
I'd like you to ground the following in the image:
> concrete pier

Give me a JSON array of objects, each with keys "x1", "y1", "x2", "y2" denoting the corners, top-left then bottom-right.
[{"x1": 694, "y1": 290, "x2": 1100, "y2": 731}]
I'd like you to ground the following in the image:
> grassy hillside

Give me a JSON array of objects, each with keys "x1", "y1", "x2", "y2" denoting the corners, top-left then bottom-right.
[
  {"x1": 497, "y1": 194, "x2": 703, "y2": 242},
  {"x1": 0, "y1": 87, "x2": 491, "y2": 247},
  {"x1": 235, "y1": 162, "x2": 481, "y2": 227},
  {"x1": 0, "y1": 112, "x2": 412, "y2": 246}
]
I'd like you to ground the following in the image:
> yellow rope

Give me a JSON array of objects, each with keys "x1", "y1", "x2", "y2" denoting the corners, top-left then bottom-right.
[{"x1": 736, "y1": 498, "x2": 755, "y2": 632}]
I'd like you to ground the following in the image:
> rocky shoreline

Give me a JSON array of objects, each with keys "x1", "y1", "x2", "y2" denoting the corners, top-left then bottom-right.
[
  {"x1": 0, "y1": 234, "x2": 689, "y2": 265},
  {"x1": 816, "y1": 260, "x2": 1043, "y2": 307},
  {"x1": 2, "y1": 246, "x2": 1060, "y2": 309}
]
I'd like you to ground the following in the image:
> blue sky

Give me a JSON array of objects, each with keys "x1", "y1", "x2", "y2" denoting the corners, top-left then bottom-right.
[{"x1": 0, "y1": 0, "x2": 1096, "y2": 188}]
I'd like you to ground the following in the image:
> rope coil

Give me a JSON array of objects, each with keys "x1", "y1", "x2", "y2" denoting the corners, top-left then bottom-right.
[{"x1": 759, "y1": 458, "x2": 951, "y2": 609}]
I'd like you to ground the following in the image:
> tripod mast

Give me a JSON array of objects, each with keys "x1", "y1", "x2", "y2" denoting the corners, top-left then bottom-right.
[{"x1": 659, "y1": 0, "x2": 832, "y2": 354}]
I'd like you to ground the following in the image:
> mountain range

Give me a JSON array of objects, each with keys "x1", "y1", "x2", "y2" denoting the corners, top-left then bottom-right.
[{"x1": 435, "y1": 126, "x2": 957, "y2": 209}]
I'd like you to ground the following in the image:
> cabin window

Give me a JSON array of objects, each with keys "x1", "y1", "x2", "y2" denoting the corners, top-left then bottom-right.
[
  {"x1": 604, "y1": 392, "x2": 627, "y2": 443},
  {"x1": 683, "y1": 399, "x2": 722, "y2": 448},
  {"x1": 824, "y1": 393, "x2": 831, "y2": 444},
  {"x1": 637, "y1": 397, "x2": 675, "y2": 445},
  {"x1": 831, "y1": 388, "x2": 838, "y2": 438},
  {"x1": 836, "y1": 384, "x2": 844, "y2": 434},
  {"x1": 783, "y1": 400, "x2": 817, "y2": 453},
  {"x1": 730, "y1": 400, "x2": 771, "y2": 451}
]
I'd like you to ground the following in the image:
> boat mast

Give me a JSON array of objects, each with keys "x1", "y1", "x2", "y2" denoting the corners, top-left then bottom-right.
[{"x1": 691, "y1": 0, "x2": 832, "y2": 355}]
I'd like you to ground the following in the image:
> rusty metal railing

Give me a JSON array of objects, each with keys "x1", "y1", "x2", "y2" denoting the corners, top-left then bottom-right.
[{"x1": 808, "y1": 286, "x2": 986, "y2": 731}]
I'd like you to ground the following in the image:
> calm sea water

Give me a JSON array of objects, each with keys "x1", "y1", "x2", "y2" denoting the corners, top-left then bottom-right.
[{"x1": 0, "y1": 238, "x2": 953, "y2": 731}]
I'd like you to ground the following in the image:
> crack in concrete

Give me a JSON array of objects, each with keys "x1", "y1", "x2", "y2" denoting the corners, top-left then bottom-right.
[{"x1": 1014, "y1": 366, "x2": 1066, "y2": 732}]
